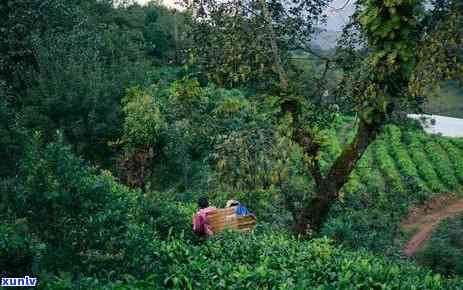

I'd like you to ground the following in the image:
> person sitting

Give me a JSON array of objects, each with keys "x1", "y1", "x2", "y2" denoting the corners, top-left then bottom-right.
[
  {"x1": 192, "y1": 196, "x2": 216, "y2": 236},
  {"x1": 225, "y1": 199, "x2": 256, "y2": 219}
]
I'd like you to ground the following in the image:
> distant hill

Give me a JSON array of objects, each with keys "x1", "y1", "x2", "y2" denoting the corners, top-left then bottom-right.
[
  {"x1": 311, "y1": 29, "x2": 342, "y2": 50},
  {"x1": 424, "y1": 82, "x2": 463, "y2": 118}
]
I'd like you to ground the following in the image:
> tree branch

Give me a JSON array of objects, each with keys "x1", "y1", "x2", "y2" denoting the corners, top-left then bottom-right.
[
  {"x1": 239, "y1": 1, "x2": 334, "y2": 63},
  {"x1": 308, "y1": 158, "x2": 323, "y2": 187}
]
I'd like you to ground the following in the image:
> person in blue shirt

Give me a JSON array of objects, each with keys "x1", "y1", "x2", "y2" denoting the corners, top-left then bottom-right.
[{"x1": 226, "y1": 199, "x2": 256, "y2": 219}]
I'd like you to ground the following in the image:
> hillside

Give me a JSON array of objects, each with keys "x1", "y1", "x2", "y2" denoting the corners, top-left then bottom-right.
[
  {"x1": 2, "y1": 0, "x2": 463, "y2": 288},
  {"x1": 322, "y1": 119, "x2": 463, "y2": 252},
  {"x1": 424, "y1": 82, "x2": 463, "y2": 119},
  {"x1": 311, "y1": 29, "x2": 342, "y2": 50}
]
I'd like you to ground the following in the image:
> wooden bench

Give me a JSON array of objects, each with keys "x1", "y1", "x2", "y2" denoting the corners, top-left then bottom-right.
[{"x1": 206, "y1": 206, "x2": 256, "y2": 234}]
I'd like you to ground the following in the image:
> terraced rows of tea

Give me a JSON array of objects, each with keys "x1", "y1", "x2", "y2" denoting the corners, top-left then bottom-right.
[
  {"x1": 320, "y1": 119, "x2": 463, "y2": 253},
  {"x1": 324, "y1": 119, "x2": 463, "y2": 201}
]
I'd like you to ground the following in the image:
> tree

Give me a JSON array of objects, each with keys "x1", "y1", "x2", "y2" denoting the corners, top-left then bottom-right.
[
  {"x1": 185, "y1": 0, "x2": 328, "y2": 89},
  {"x1": 1, "y1": 0, "x2": 153, "y2": 167},
  {"x1": 118, "y1": 86, "x2": 166, "y2": 190},
  {"x1": 143, "y1": 3, "x2": 188, "y2": 64},
  {"x1": 410, "y1": 0, "x2": 463, "y2": 96},
  {"x1": 187, "y1": 0, "x2": 463, "y2": 235}
]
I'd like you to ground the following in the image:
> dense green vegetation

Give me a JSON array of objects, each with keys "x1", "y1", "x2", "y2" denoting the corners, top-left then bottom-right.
[
  {"x1": 3, "y1": 130, "x2": 462, "y2": 289},
  {"x1": 417, "y1": 213, "x2": 463, "y2": 276},
  {"x1": 1, "y1": 0, "x2": 463, "y2": 288},
  {"x1": 324, "y1": 122, "x2": 463, "y2": 253}
]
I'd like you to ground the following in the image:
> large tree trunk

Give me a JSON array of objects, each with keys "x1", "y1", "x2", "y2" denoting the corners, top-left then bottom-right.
[
  {"x1": 293, "y1": 195, "x2": 331, "y2": 235},
  {"x1": 293, "y1": 117, "x2": 384, "y2": 235}
]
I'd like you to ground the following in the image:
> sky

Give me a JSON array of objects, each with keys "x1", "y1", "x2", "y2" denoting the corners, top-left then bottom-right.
[
  {"x1": 325, "y1": 0, "x2": 356, "y2": 31},
  {"x1": 134, "y1": 0, "x2": 356, "y2": 31}
]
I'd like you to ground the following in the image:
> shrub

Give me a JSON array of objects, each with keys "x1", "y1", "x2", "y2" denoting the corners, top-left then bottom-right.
[
  {"x1": 374, "y1": 138, "x2": 406, "y2": 195},
  {"x1": 416, "y1": 213, "x2": 463, "y2": 276},
  {"x1": 386, "y1": 126, "x2": 429, "y2": 193},
  {"x1": 135, "y1": 193, "x2": 196, "y2": 240},
  {"x1": 0, "y1": 221, "x2": 45, "y2": 277},
  {"x1": 423, "y1": 139, "x2": 459, "y2": 190},
  {"x1": 437, "y1": 138, "x2": 463, "y2": 184},
  {"x1": 323, "y1": 208, "x2": 401, "y2": 253},
  {"x1": 4, "y1": 131, "x2": 138, "y2": 275},
  {"x1": 41, "y1": 232, "x2": 461, "y2": 289},
  {"x1": 406, "y1": 132, "x2": 445, "y2": 192}
]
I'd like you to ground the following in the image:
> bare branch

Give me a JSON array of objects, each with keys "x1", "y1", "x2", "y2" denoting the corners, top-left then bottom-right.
[{"x1": 329, "y1": 0, "x2": 352, "y2": 11}]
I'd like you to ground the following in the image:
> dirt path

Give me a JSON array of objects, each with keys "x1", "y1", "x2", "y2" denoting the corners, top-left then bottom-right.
[{"x1": 402, "y1": 194, "x2": 463, "y2": 257}]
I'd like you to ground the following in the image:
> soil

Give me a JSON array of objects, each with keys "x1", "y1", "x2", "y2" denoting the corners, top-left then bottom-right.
[{"x1": 401, "y1": 193, "x2": 463, "y2": 256}]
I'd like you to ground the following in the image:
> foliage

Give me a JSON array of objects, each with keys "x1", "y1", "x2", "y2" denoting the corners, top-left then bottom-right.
[
  {"x1": 40, "y1": 232, "x2": 461, "y2": 289},
  {"x1": 323, "y1": 120, "x2": 463, "y2": 254},
  {"x1": 2, "y1": 0, "x2": 463, "y2": 286},
  {"x1": 0, "y1": 220, "x2": 45, "y2": 277},
  {"x1": 135, "y1": 192, "x2": 196, "y2": 240},
  {"x1": 0, "y1": 98, "x2": 26, "y2": 177},
  {"x1": 411, "y1": 1, "x2": 463, "y2": 96},
  {"x1": 0, "y1": 0, "x2": 188, "y2": 170},
  {"x1": 23, "y1": 24, "x2": 149, "y2": 164},
  {"x1": 3, "y1": 116, "x2": 463, "y2": 289},
  {"x1": 185, "y1": 0, "x2": 328, "y2": 89},
  {"x1": 122, "y1": 86, "x2": 165, "y2": 151},
  {"x1": 355, "y1": 0, "x2": 425, "y2": 118},
  {"x1": 143, "y1": 4, "x2": 187, "y2": 63},
  {"x1": 438, "y1": 138, "x2": 463, "y2": 184},
  {"x1": 416, "y1": 213, "x2": 463, "y2": 276},
  {"x1": 1, "y1": 131, "x2": 138, "y2": 275},
  {"x1": 407, "y1": 132, "x2": 445, "y2": 192},
  {"x1": 117, "y1": 78, "x2": 281, "y2": 191}
]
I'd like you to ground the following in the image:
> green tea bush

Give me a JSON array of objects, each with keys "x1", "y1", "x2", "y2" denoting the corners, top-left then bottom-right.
[
  {"x1": 374, "y1": 138, "x2": 406, "y2": 195},
  {"x1": 134, "y1": 193, "x2": 196, "y2": 240},
  {"x1": 437, "y1": 138, "x2": 463, "y2": 184},
  {"x1": 416, "y1": 213, "x2": 463, "y2": 276},
  {"x1": 386, "y1": 126, "x2": 429, "y2": 193},
  {"x1": 355, "y1": 148, "x2": 386, "y2": 196},
  {"x1": 363, "y1": 170, "x2": 387, "y2": 205},
  {"x1": 41, "y1": 232, "x2": 461, "y2": 289},
  {"x1": 423, "y1": 139, "x2": 459, "y2": 190},
  {"x1": 407, "y1": 132, "x2": 445, "y2": 192},
  {"x1": 1, "y1": 130, "x2": 208, "y2": 280},
  {"x1": 325, "y1": 124, "x2": 463, "y2": 255},
  {"x1": 343, "y1": 172, "x2": 366, "y2": 196},
  {"x1": 451, "y1": 139, "x2": 463, "y2": 151}
]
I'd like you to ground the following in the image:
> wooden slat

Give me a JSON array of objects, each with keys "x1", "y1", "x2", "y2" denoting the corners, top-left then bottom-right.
[
  {"x1": 207, "y1": 207, "x2": 236, "y2": 219},
  {"x1": 210, "y1": 220, "x2": 239, "y2": 229},
  {"x1": 211, "y1": 220, "x2": 241, "y2": 228},
  {"x1": 208, "y1": 214, "x2": 235, "y2": 222},
  {"x1": 207, "y1": 207, "x2": 236, "y2": 216},
  {"x1": 237, "y1": 220, "x2": 256, "y2": 227},
  {"x1": 237, "y1": 216, "x2": 255, "y2": 222},
  {"x1": 204, "y1": 206, "x2": 256, "y2": 234}
]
